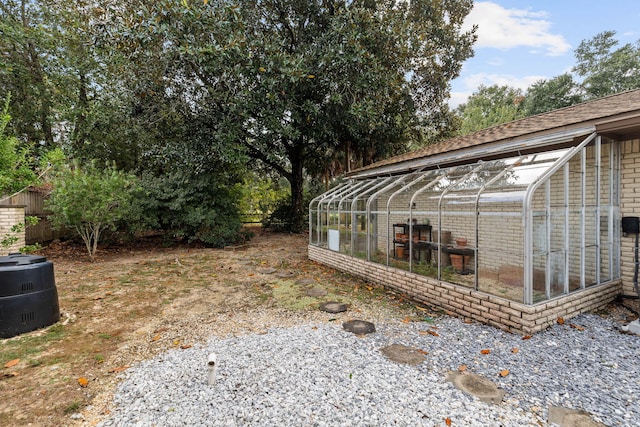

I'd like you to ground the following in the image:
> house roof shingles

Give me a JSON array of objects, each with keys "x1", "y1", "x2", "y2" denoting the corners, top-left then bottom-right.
[{"x1": 350, "y1": 89, "x2": 640, "y2": 177}]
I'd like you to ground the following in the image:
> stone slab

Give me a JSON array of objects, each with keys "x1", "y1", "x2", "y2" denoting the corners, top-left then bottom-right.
[
  {"x1": 446, "y1": 371, "x2": 505, "y2": 404},
  {"x1": 380, "y1": 344, "x2": 425, "y2": 365}
]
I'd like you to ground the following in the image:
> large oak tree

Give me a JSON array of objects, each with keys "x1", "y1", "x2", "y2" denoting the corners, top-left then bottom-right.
[{"x1": 110, "y1": 0, "x2": 476, "y2": 231}]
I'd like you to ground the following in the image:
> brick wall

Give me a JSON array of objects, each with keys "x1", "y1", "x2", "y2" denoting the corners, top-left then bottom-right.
[
  {"x1": 0, "y1": 205, "x2": 25, "y2": 255},
  {"x1": 309, "y1": 244, "x2": 620, "y2": 334},
  {"x1": 620, "y1": 139, "x2": 640, "y2": 296}
]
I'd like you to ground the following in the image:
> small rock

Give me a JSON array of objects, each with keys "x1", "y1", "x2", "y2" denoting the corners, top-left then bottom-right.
[
  {"x1": 319, "y1": 301, "x2": 348, "y2": 313},
  {"x1": 275, "y1": 271, "x2": 296, "y2": 278},
  {"x1": 342, "y1": 320, "x2": 376, "y2": 335},
  {"x1": 447, "y1": 371, "x2": 505, "y2": 404},
  {"x1": 306, "y1": 288, "x2": 328, "y2": 297},
  {"x1": 295, "y1": 278, "x2": 316, "y2": 285},
  {"x1": 548, "y1": 406, "x2": 608, "y2": 427},
  {"x1": 380, "y1": 344, "x2": 425, "y2": 365}
]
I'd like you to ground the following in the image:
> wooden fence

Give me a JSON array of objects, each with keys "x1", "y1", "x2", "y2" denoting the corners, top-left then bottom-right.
[{"x1": 3, "y1": 189, "x2": 62, "y2": 244}]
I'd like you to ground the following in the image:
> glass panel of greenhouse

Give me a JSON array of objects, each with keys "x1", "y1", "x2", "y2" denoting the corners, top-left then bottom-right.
[{"x1": 310, "y1": 133, "x2": 620, "y2": 305}]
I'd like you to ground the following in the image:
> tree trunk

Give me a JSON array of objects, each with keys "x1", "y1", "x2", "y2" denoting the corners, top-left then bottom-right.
[
  {"x1": 72, "y1": 73, "x2": 89, "y2": 153},
  {"x1": 288, "y1": 144, "x2": 305, "y2": 233}
]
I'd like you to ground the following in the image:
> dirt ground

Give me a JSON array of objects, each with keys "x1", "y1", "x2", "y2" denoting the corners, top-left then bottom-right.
[{"x1": 0, "y1": 228, "x2": 426, "y2": 427}]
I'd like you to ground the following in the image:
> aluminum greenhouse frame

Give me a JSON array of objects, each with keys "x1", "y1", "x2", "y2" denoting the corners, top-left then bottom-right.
[{"x1": 309, "y1": 90, "x2": 640, "y2": 334}]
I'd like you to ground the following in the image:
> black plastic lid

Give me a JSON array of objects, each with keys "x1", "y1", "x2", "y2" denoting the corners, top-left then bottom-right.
[{"x1": 0, "y1": 253, "x2": 47, "y2": 266}]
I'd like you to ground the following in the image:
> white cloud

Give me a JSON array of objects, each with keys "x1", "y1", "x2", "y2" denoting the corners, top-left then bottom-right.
[
  {"x1": 448, "y1": 91, "x2": 474, "y2": 109},
  {"x1": 463, "y1": 2, "x2": 571, "y2": 56}
]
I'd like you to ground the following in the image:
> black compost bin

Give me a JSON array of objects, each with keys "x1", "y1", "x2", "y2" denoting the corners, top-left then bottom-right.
[{"x1": 0, "y1": 253, "x2": 60, "y2": 339}]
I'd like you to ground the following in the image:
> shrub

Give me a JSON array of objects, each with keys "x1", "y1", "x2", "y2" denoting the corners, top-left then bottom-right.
[
  {"x1": 46, "y1": 162, "x2": 139, "y2": 260},
  {"x1": 137, "y1": 171, "x2": 247, "y2": 247},
  {"x1": 0, "y1": 96, "x2": 36, "y2": 197}
]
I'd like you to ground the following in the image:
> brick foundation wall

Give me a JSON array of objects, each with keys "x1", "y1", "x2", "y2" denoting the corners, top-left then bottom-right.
[
  {"x1": 0, "y1": 205, "x2": 25, "y2": 255},
  {"x1": 309, "y1": 245, "x2": 620, "y2": 335}
]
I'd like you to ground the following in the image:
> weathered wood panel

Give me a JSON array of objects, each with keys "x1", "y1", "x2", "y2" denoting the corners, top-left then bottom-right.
[{"x1": 3, "y1": 189, "x2": 63, "y2": 244}]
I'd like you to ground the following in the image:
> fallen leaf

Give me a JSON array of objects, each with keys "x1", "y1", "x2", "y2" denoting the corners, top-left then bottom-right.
[
  {"x1": 499, "y1": 369, "x2": 510, "y2": 377},
  {"x1": 445, "y1": 417, "x2": 452, "y2": 426},
  {"x1": 151, "y1": 335, "x2": 161, "y2": 342},
  {"x1": 173, "y1": 340, "x2": 180, "y2": 346},
  {"x1": 480, "y1": 349, "x2": 491, "y2": 355},
  {"x1": 415, "y1": 306, "x2": 428, "y2": 311},
  {"x1": 418, "y1": 349, "x2": 429, "y2": 355},
  {"x1": 78, "y1": 377, "x2": 89, "y2": 387},
  {"x1": 522, "y1": 335, "x2": 532, "y2": 340},
  {"x1": 180, "y1": 344, "x2": 193, "y2": 349},
  {"x1": 511, "y1": 348, "x2": 519, "y2": 354},
  {"x1": 570, "y1": 323, "x2": 585, "y2": 331},
  {"x1": 4, "y1": 358, "x2": 20, "y2": 369},
  {"x1": 108, "y1": 366, "x2": 130, "y2": 373},
  {"x1": 557, "y1": 317, "x2": 565, "y2": 325},
  {"x1": 153, "y1": 327, "x2": 169, "y2": 334},
  {"x1": 1, "y1": 372, "x2": 19, "y2": 380},
  {"x1": 458, "y1": 365, "x2": 467, "y2": 372},
  {"x1": 402, "y1": 316, "x2": 411, "y2": 323},
  {"x1": 427, "y1": 330, "x2": 440, "y2": 337}
]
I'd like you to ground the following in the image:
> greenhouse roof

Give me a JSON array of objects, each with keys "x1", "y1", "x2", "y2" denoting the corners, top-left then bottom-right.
[{"x1": 350, "y1": 89, "x2": 640, "y2": 179}]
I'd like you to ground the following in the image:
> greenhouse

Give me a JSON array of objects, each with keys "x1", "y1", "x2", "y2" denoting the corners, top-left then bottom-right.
[{"x1": 309, "y1": 90, "x2": 640, "y2": 333}]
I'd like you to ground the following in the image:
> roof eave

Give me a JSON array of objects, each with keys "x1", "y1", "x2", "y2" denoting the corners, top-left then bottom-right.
[{"x1": 348, "y1": 125, "x2": 596, "y2": 180}]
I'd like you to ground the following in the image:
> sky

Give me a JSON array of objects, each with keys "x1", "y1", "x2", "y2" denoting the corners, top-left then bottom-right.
[{"x1": 449, "y1": 0, "x2": 640, "y2": 108}]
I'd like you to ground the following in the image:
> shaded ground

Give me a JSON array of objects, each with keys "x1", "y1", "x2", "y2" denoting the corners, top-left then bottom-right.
[{"x1": 0, "y1": 228, "x2": 425, "y2": 427}]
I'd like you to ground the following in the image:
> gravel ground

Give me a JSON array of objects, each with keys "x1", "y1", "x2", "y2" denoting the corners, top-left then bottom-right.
[{"x1": 98, "y1": 312, "x2": 640, "y2": 427}]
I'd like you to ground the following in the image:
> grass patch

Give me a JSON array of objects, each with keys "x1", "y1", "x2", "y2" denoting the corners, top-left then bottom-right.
[
  {"x1": 269, "y1": 279, "x2": 343, "y2": 310},
  {"x1": 63, "y1": 401, "x2": 83, "y2": 415},
  {"x1": 0, "y1": 324, "x2": 66, "y2": 367}
]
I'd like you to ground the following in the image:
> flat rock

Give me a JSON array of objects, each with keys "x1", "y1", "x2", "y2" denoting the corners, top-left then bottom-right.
[
  {"x1": 319, "y1": 301, "x2": 348, "y2": 313},
  {"x1": 380, "y1": 344, "x2": 425, "y2": 365},
  {"x1": 275, "y1": 271, "x2": 296, "y2": 278},
  {"x1": 295, "y1": 278, "x2": 316, "y2": 285},
  {"x1": 258, "y1": 268, "x2": 277, "y2": 274},
  {"x1": 342, "y1": 320, "x2": 376, "y2": 335},
  {"x1": 548, "y1": 406, "x2": 608, "y2": 427},
  {"x1": 306, "y1": 288, "x2": 328, "y2": 297},
  {"x1": 224, "y1": 244, "x2": 249, "y2": 251},
  {"x1": 446, "y1": 371, "x2": 505, "y2": 404}
]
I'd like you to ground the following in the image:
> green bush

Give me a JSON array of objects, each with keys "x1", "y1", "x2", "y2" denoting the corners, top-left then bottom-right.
[
  {"x1": 46, "y1": 162, "x2": 139, "y2": 260},
  {"x1": 0, "y1": 96, "x2": 36, "y2": 197},
  {"x1": 137, "y1": 171, "x2": 248, "y2": 247}
]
